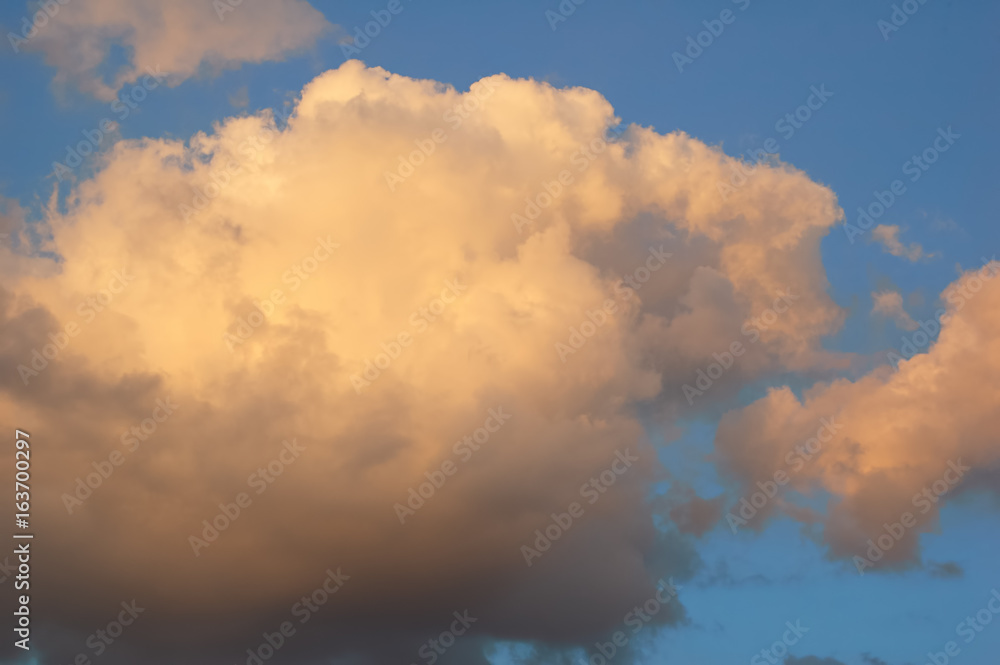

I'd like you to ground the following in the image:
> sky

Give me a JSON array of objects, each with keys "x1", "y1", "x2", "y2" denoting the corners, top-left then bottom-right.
[{"x1": 0, "y1": 1, "x2": 998, "y2": 664}]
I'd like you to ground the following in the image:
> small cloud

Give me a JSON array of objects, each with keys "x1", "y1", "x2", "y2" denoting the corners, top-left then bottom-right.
[
  {"x1": 928, "y1": 561, "x2": 964, "y2": 578},
  {"x1": 918, "y1": 209, "x2": 965, "y2": 235},
  {"x1": 861, "y1": 655, "x2": 890, "y2": 665},
  {"x1": 663, "y1": 485, "x2": 725, "y2": 537},
  {"x1": 20, "y1": 0, "x2": 332, "y2": 101},
  {"x1": 931, "y1": 217, "x2": 960, "y2": 232},
  {"x1": 228, "y1": 85, "x2": 249, "y2": 109},
  {"x1": 695, "y1": 560, "x2": 774, "y2": 588},
  {"x1": 872, "y1": 290, "x2": 918, "y2": 331},
  {"x1": 785, "y1": 657, "x2": 847, "y2": 665},
  {"x1": 872, "y1": 224, "x2": 934, "y2": 262}
]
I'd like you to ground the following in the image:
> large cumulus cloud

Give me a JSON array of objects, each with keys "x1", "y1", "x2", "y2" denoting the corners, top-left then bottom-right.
[{"x1": 0, "y1": 61, "x2": 849, "y2": 663}]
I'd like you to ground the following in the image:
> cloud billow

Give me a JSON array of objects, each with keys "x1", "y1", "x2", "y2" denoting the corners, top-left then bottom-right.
[{"x1": 0, "y1": 61, "x2": 857, "y2": 663}]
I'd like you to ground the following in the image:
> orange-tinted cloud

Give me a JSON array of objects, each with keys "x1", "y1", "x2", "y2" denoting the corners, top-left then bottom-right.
[
  {"x1": 872, "y1": 289, "x2": 918, "y2": 331},
  {"x1": 18, "y1": 0, "x2": 331, "y2": 100},
  {"x1": 0, "y1": 61, "x2": 851, "y2": 662},
  {"x1": 716, "y1": 260, "x2": 1000, "y2": 572},
  {"x1": 872, "y1": 223, "x2": 933, "y2": 261}
]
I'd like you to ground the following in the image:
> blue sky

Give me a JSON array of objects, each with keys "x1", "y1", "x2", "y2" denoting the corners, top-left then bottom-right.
[{"x1": 1, "y1": 1, "x2": 998, "y2": 664}]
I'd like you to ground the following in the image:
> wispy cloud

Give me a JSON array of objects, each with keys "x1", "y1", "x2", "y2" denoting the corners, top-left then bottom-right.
[
  {"x1": 872, "y1": 289, "x2": 918, "y2": 330},
  {"x1": 872, "y1": 224, "x2": 934, "y2": 261}
]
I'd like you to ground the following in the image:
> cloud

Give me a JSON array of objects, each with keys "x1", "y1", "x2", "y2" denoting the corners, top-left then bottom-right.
[
  {"x1": 931, "y1": 218, "x2": 961, "y2": 233},
  {"x1": 0, "y1": 61, "x2": 850, "y2": 663},
  {"x1": 0, "y1": 195, "x2": 55, "y2": 282},
  {"x1": 694, "y1": 560, "x2": 774, "y2": 588},
  {"x1": 785, "y1": 657, "x2": 847, "y2": 665},
  {"x1": 861, "y1": 655, "x2": 890, "y2": 665},
  {"x1": 228, "y1": 85, "x2": 250, "y2": 109},
  {"x1": 872, "y1": 290, "x2": 918, "y2": 331},
  {"x1": 716, "y1": 260, "x2": 1000, "y2": 571},
  {"x1": 661, "y1": 485, "x2": 725, "y2": 537},
  {"x1": 872, "y1": 224, "x2": 933, "y2": 262},
  {"x1": 19, "y1": 0, "x2": 331, "y2": 101},
  {"x1": 928, "y1": 560, "x2": 963, "y2": 578}
]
